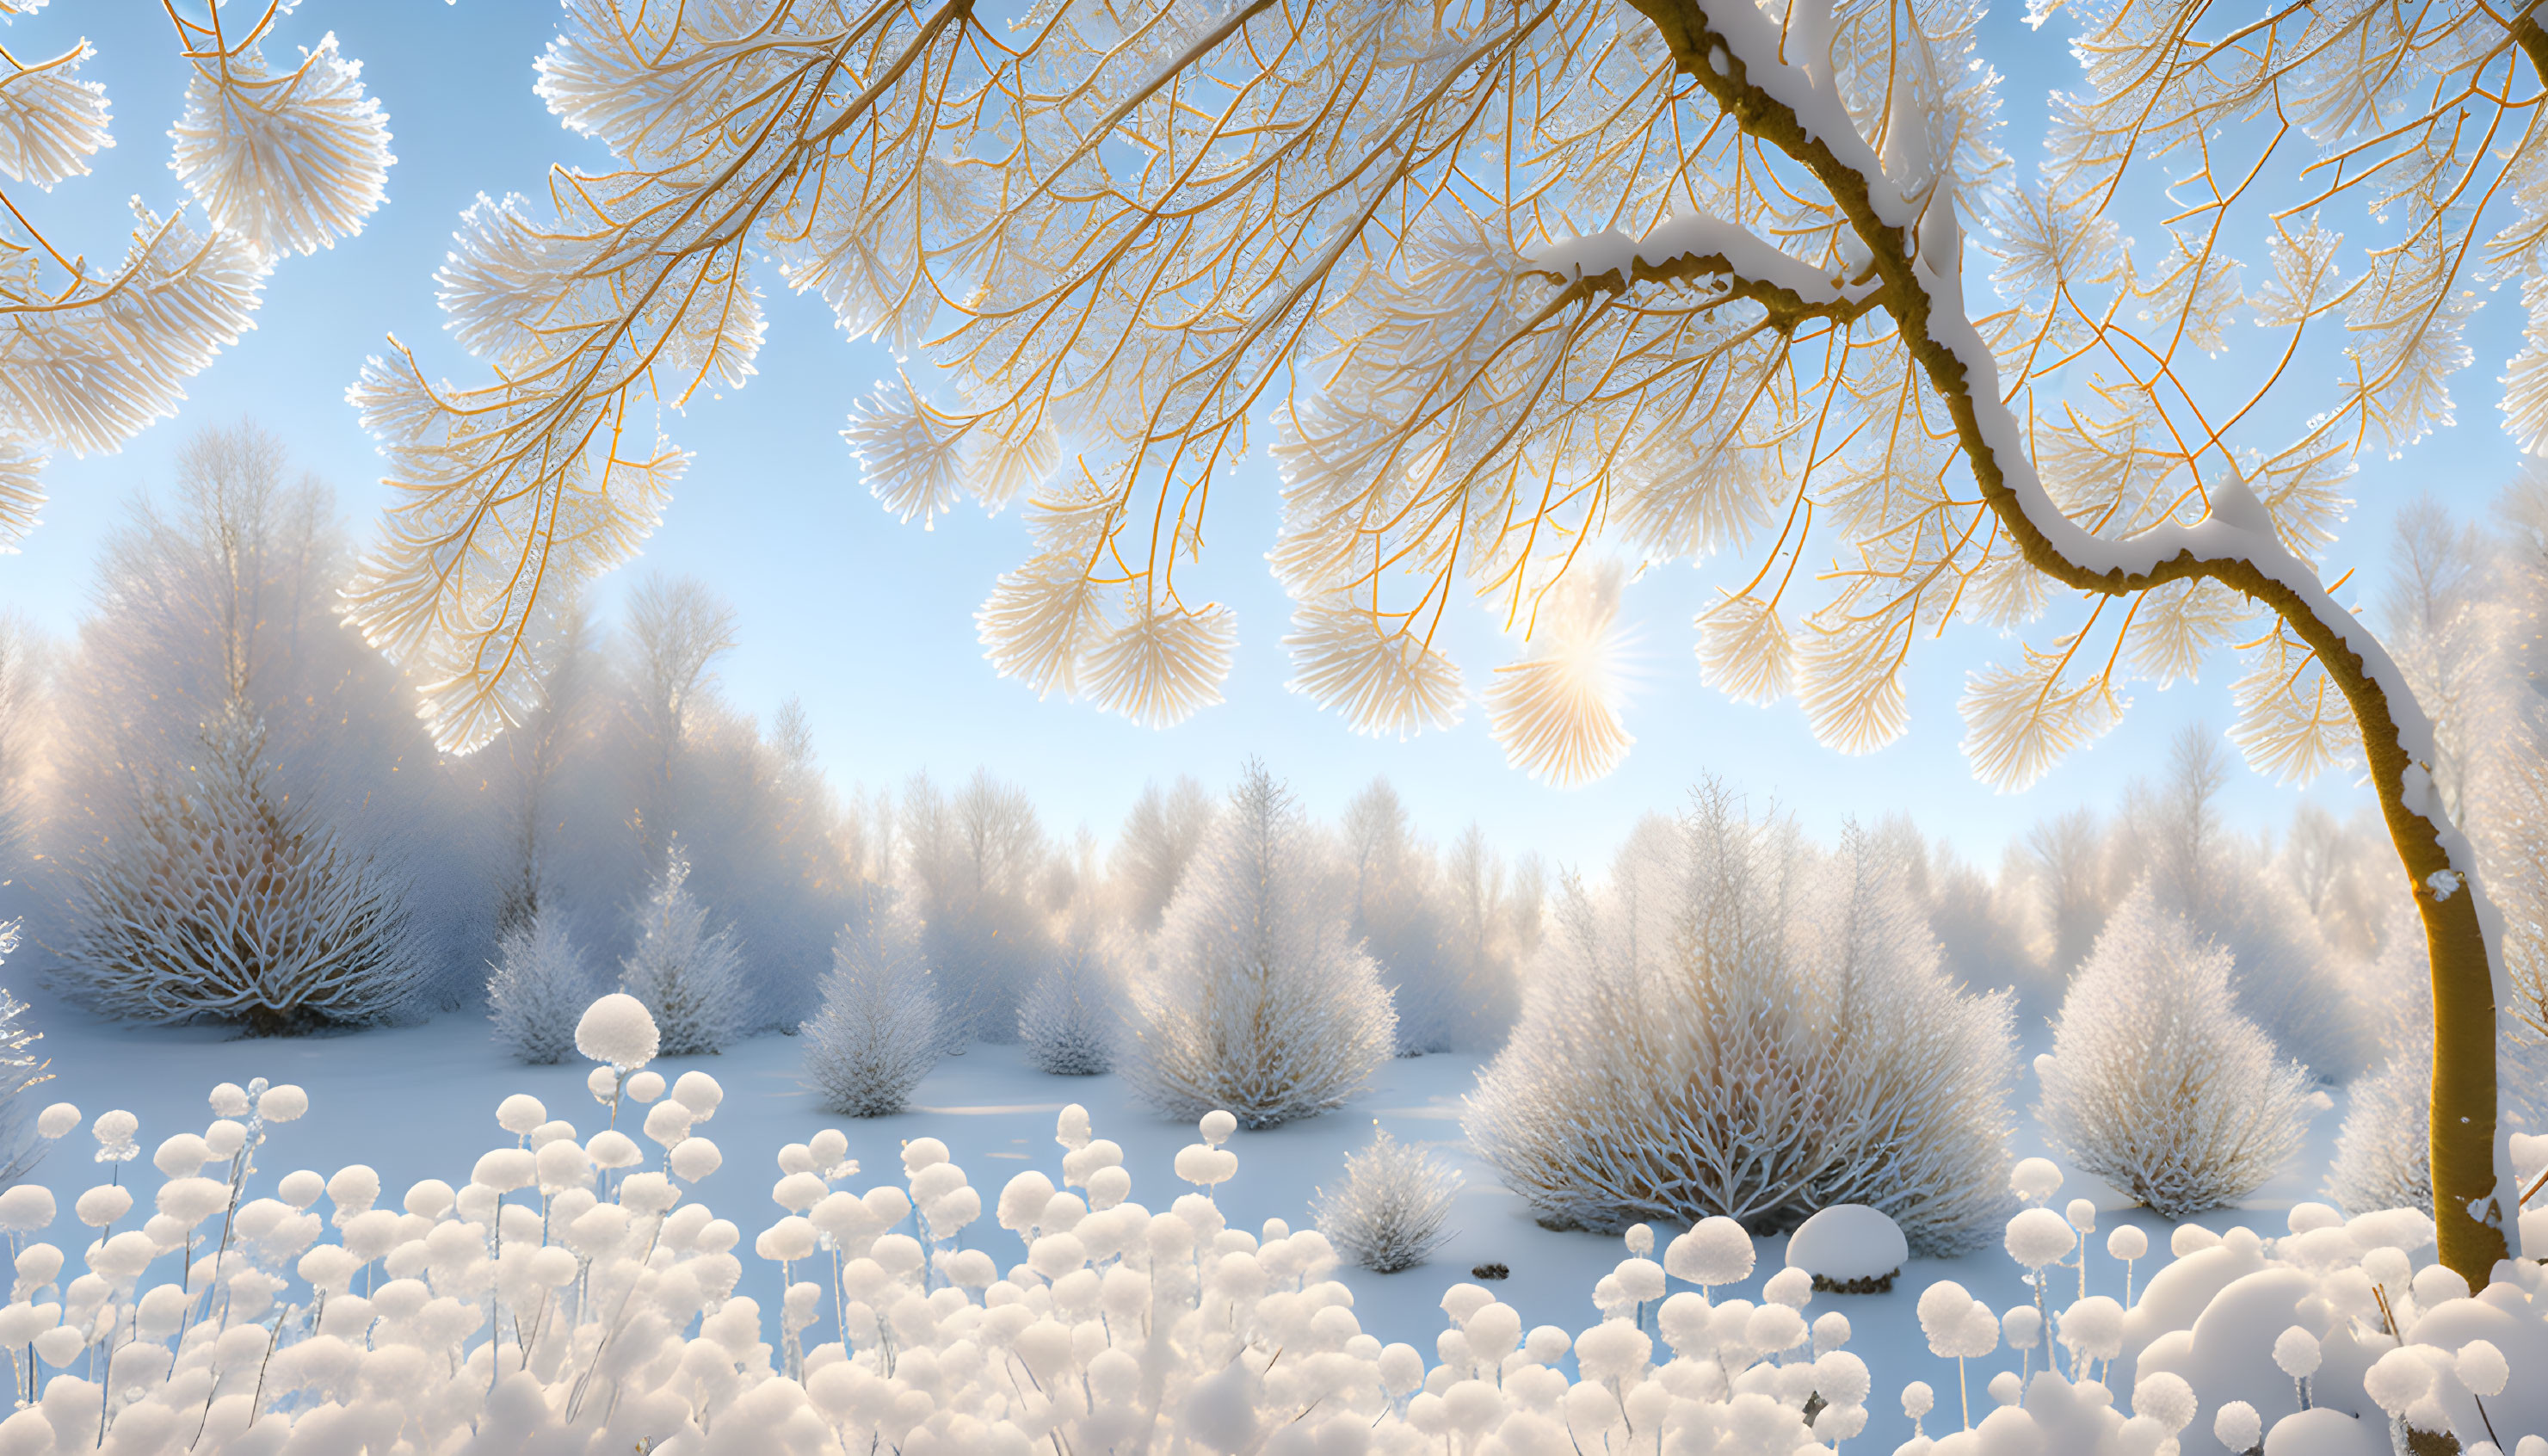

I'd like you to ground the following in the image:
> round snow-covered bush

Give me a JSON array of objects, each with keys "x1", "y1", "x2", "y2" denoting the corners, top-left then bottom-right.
[
  {"x1": 1468, "y1": 795, "x2": 2016, "y2": 1250},
  {"x1": 1786, "y1": 1204, "x2": 1908, "y2": 1293},
  {"x1": 1311, "y1": 1126, "x2": 1462, "y2": 1274}
]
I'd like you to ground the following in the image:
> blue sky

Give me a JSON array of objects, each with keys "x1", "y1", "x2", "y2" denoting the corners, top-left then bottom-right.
[{"x1": 0, "y1": 0, "x2": 2522, "y2": 873}]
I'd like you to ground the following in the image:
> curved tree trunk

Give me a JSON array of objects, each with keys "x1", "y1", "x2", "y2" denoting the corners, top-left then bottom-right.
[{"x1": 1622, "y1": 0, "x2": 2519, "y2": 1281}]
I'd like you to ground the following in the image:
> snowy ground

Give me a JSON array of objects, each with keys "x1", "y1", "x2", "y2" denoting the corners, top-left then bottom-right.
[{"x1": 13, "y1": 991, "x2": 2352, "y2": 1449}]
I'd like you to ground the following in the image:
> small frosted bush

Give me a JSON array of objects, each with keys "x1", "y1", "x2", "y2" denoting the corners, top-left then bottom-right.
[
  {"x1": 1017, "y1": 929, "x2": 1116, "y2": 1076},
  {"x1": 2037, "y1": 885, "x2": 2312, "y2": 1218},
  {"x1": 1312, "y1": 1126, "x2": 1462, "y2": 1273},
  {"x1": 486, "y1": 903, "x2": 596, "y2": 1064},
  {"x1": 801, "y1": 893, "x2": 941, "y2": 1115},
  {"x1": 1120, "y1": 762, "x2": 1395, "y2": 1126},
  {"x1": 619, "y1": 843, "x2": 747, "y2": 1056},
  {"x1": 1468, "y1": 789, "x2": 2017, "y2": 1252}
]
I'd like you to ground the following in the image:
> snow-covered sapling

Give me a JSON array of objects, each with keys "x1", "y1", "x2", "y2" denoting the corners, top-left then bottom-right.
[
  {"x1": 800, "y1": 894, "x2": 941, "y2": 1118},
  {"x1": 1311, "y1": 1126, "x2": 1460, "y2": 1274},
  {"x1": 1017, "y1": 929, "x2": 1117, "y2": 1077},
  {"x1": 618, "y1": 843, "x2": 747, "y2": 1057},
  {"x1": 487, "y1": 904, "x2": 598, "y2": 1064}
]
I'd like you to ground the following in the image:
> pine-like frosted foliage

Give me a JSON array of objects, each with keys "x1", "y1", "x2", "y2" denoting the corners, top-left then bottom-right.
[
  {"x1": 58, "y1": 702, "x2": 424, "y2": 1033},
  {"x1": 1120, "y1": 764, "x2": 1395, "y2": 1128},
  {"x1": 487, "y1": 904, "x2": 598, "y2": 1065},
  {"x1": 2037, "y1": 886, "x2": 2313, "y2": 1219},
  {"x1": 801, "y1": 894, "x2": 941, "y2": 1116},
  {"x1": 617, "y1": 844, "x2": 747, "y2": 1058},
  {"x1": 1017, "y1": 930, "x2": 1115, "y2": 1077},
  {"x1": 1468, "y1": 792, "x2": 2016, "y2": 1252},
  {"x1": 1311, "y1": 1127, "x2": 1463, "y2": 1274}
]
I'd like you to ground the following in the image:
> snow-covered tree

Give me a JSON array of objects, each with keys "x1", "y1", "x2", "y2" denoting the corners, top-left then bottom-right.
[
  {"x1": 1434, "y1": 825, "x2": 1536, "y2": 1053},
  {"x1": 1342, "y1": 780, "x2": 1458, "y2": 1055},
  {"x1": 491, "y1": 602, "x2": 596, "y2": 941},
  {"x1": 487, "y1": 904, "x2": 598, "y2": 1065},
  {"x1": 902, "y1": 770, "x2": 1058, "y2": 1043},
  {"x1": 802, "y1": 892, "x2": 942, "y2": 1117},
  {"x1": 0, "y1": 619, "x2": 46, "y2": 891},
  {"x1": 621, "y1": 574, "x2": 740, "y2": 860},
  {"x1": 1110, "y1": 778, "x2": 1215, "y2": 935},
  {"x1": 1017, "y1": 927, "x2": 1117, "y2": 1077},
  {"x1": 356, "y1": 0, "x2": 2548, "y2": 1279},
  {"x1": 1467, "y1": 791, "x2": 2016, "y2": 1251},
  {"x1": 1311, "y1": 1127, "x2": 1462, "y2": 1274},
  {"x1": 619, "y1": 844, "x2": 746, "y2": 1057},
  {"x1": 2036, "y1": 887, "x2": 2314, "y2": 1219},
  {"x1": 0, "y1": 3, "x2": 390, "y2": 552},
  {"x1": 2120, "y1": 730, "x2": 2369, "y2": 1083},
  {"x1": 58, "y1": 701, "x2": 426, "y2": 1032},
  {"x1": 1120, "y1": 763, "x2": 1394, "y2": 1128}
]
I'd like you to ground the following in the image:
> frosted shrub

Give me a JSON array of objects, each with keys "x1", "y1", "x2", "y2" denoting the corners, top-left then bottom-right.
[
  {"x1": 1468, "y1": 791, "x2": 2017, "y2": 1250},
  {"x1": 1120, "y1": 762, "x2": 1396, "y2": 1126},
  {"x1": 58, "y1": 703, "x2": 426, "y2": 1032},
  {"x1": 619, "y1": 842, "x2": 747, "y2": 1056},
  {"x1": 1016, "y1": 929, "x2": 1116, "y2": 1076},
  {"x1": 2037, "y1": 885, "x2": 2313, "y2": 1218},
  {"x1": 485, "y1": 903, "x2": 597, "y2": 1064},
  {"x1": 800, "y1": 893, "x2": 941, "y2": 1115},
  {"x1": 1311, "y1": 1126, "x2": 1462, "y2": 1273}
]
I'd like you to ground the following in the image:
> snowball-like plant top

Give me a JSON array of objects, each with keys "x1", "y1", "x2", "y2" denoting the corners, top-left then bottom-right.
[
  {"x1": 92, "y1": 1109, "x2": 139, "y2": 1161},
  {"x1": 575, "y1": 993, "x2": 659, "y2": 1070},
  {"x1": 497, "y1": 1095, "x2": 546, "y2": 1136},
  {"x1": 2058, "y1": 1296, "x2": 2124, "y2": 1362},
  {"x1": 588, "y1": 1131, "x2": 642, "y2": 1170},
  {"x1": 2286, "y1": 1202, "x2": 2345, "y2": 1235},
  {"x1": 624, "y1": 1070, "x2": 666, "y2": 1103},
  {"x1": 74, "y1": 1185, "x2": 132, "y2": 1228},
  {"x1": 1988, "y1": 1370, "x2": 2023, "y2": 1407},
  {"x1": 642, "y1": 1100, "x2": 692, "y2": 1148},
  {"x1": 154, "y1": 1132, "x2": 215, "y2": 1180},
  {"x1": 207, "y1": 1120, "x2": 247, "y2": 1157},
  {"x1": 902, "y1": 1137, "x2": 950, "y2": 1175},
  {"x1": 2455, "y1": 1339, "x2": 2508, "y2": 1398},
  {"x1": 1916, "y1": 1280, "x2": 1977, "y2": 1349},
  {"x1": 1903, "y1": 1381, "x2": 1936, "y2": 1418},
  {"x1": 2362, "y1": 1245, "x2": 2414, "y2": 1290},
  {"x1": 2213, "y1": 1400, "x2": 2263, "y2": 1452},
  {"x1": 35, "y1": 1102, "x2": 77, "y2": 1140},
  {"x1": 211, "y1": 1083, "x2": 250, "y2": 1118},
  {"x1": 275, "y1": 1169, "x2": 324, "y2": 1211},
  {"x1": 1787, "y1": 1204, "x2": 1909, "y2": 1283},
  {"x1": 403, "y1": 1178, "x2": 455, "y2": 1218},
  {"x1": 2002, "y1": 1305, "x2": 2043, "y2": 1349},
  {"x1": 2064, "y1": 1199, "x2": 2097, "y2": 1234},
  {"x1": 472, "y1": 1149, "x2": 536, "y2": 1194},
  {"x1": 2107, "y1": 1226, "x2": 2150, "y2": 1262},
  {"x1": 669, "y1": 1138, "x2": 720, "y2": 1183},
  {"x1": 258, "y1": 1084, "x2": 308, "y2": 1122},
  {"x1": 325, "y1": 1163, "x2": 380, "y2": 1221},
  {"x1": 2006, "y1": 1206, "x2": 2078, "y2": 1268},
  {"x1": 0, "y1": 1185, "x2": 51, "y2": 1233},
  {"x1": 1199, "y1": 1109, "x2": 1237, "y2": 1147},
  {"x1": 2133, "y1": 1372, "x2": 2197, "y2": 1434},
  {"x1": 2364, "y1": 1347, "x2": 2434, "y2": 1415},
  {"x1": 1667, "y1": 1216, "x2": 1756, "y2": 1287},
  {"x1": 2010, "y1": 1157, "x2": 2063, "y2": 1204},
  {"x1": 1173, "y1": 1144, "x2": 1237, "y2": 1188},
  {"x1": 671, "y1": 1070, "x2": 723, "y2": 1120},
  {"x1": 585, "y1": 1066, "x2": 619, "y2": 1104}
]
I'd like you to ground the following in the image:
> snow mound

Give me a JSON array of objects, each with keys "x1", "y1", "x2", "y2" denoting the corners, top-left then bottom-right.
[{"x1": 1786, "y1": 1204, "x2": 1907, "y2": 1292}]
